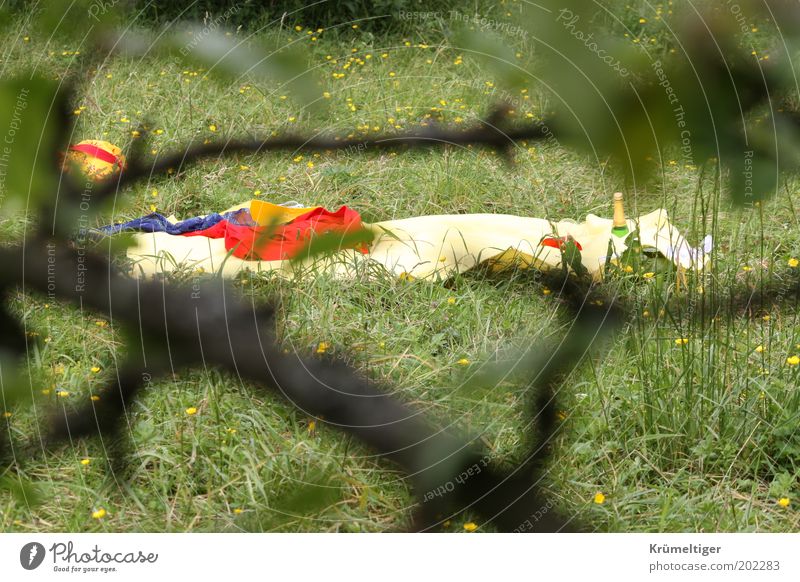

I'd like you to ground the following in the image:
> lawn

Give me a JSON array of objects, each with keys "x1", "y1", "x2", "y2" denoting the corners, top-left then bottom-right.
[{"x1": 1, "y1": 4, "x2": 799, "y2": 532}]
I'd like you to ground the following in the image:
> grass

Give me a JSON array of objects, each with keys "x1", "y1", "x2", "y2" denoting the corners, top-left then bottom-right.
[{"x1": 1, "y1": 5, "x2": 800, "y2": 532}]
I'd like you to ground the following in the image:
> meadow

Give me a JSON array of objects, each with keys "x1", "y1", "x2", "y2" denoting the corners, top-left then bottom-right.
[{"x1": 1, "y1": 3, "x2": 799, "y2": 532}]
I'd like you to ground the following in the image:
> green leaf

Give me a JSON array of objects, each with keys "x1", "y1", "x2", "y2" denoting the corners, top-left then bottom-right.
[
  {"x1": 168, "y1": 27, "x2": 321, "y2": 110},
  {"x1": 0, "y1": 76, "x2": 62, "y2": 216},
  {"x1": 454, "y1": 27, "x2": 527, "y2": 90}
]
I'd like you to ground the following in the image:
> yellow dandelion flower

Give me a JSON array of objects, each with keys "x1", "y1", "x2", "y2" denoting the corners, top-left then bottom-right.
[
  {"x1": 593, "y1": 492, "x2": 606, "y2": 504},
  {"x1": 463, "y1": 522, "x2": 478, "y2": 532},
  {"x1": 90, "y1": 395, "x2": 100, "y2": 402},
  {"x1": 308, "y1": 420, "x2": 316, "y2": 433},
  {"x1": 185, "y1": 406, "x2": 198, "y2": 416},
  {"x1": 542, "y1": 288, "x2": 551, "y2": 295},
  {"x1": 788, "y1": 258, "x2": 799, "y2": 268},
  {"x1": 675, "y1": 338, "x2": 689, "y2": 346},
  {"x1": 56, "y1": 390, "x2": 69, "y2": 397},
  {"x1": 642, "y1": 310, "x2": 650, "y2": 317},
  {"x1": 3, "y1": 412, "x2": 11, "y2": 418},
  {"x1": 447, "y1": 297, "x2": 456, "y2": 305},
  {"x1": 316, "y1": 342, "x2": 330, "y2": 354},
  {"x1": 643, "y1": 272, "x2": 655, "y2": 279},
  {"x1": 80, "y1": 458, "x2": 90, "y2": 466},
  {"x1": 457, "y1": 358, "x2": 470, "y2": 366},
  {"x1": 92, "y1": 508, "x2": 106, "y2": 519},
  {"x1": 624, "y1": 265, "x2": 634, "y2": 273},
  {"x1": 778, "y1": 497, "x2": 790, "y2": 508},
  {"x1": 755, "y1": 345, "x2": 765, "y2": 353},
  {"x1": 233, "y1": 508, "x2": 243, "y2": 515},
  {"x1": 786, "y1": 355, "x2": 800, "y2": 366},
  {"x1": 639, "y1": 17, "x2": 647, "y2": 23},
  {"x1": 306, "y1": 161, "x2": 314, "y2": 168},
  {"x1": 741, "y1": 265, "x2": 752, "y2": 272},
  {"x1": 208, "y1": 124, "x2": 217, "y2": 132}
]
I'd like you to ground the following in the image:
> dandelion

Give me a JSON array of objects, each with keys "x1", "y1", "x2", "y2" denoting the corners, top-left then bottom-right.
[
  {"x1": 786, "y1": 355, "x2": 800, "y2": 366},
  {"x1": 308, "y1": 420, "x2": 316, "y2": 434},
  {"x1": 208, "y1": 124, "x2": 217, "y2": 132},
  {"x1": 741, "y1": 265, "x2": 752, "y2": 272},
  {"x1": 3, "y1": 412, "x2": 11, "y2": 418},
  {"x1": 624, "y1": 265, "x2": 634, "y2": 273},
  {"x1": 80, "y1": 458, "x2": 90, "y2": 466},
  {"x1": 185, "y1": 406, "x2": 198, "y2": 415},
  {"x1": 463, "y1": 522, "x2": 478, "y2": 532},
  {"x1": 778, "y1": 497, "x2": 790, "y2": 508},
  {"x1": 643, "y1": 272, "x2": 655, "y2": 279},
  {"x1": 233, "y1": 508, "x2": 243, "y2": 515},
  {"x1": 92, "y1": 508, "x2": 106, "y2": 519},
  {"x1": 542, "y1": 287, "x2": 551, "y2": 296},
  {"x1": 789, "y1": 258, "x2": 799, "y2": 268},
  {"x1": 675, "y1": 338, "x2": 689, "y2": 346},
  {"x1": 90, "y1": 395, "x2": 100, "y2": 402},
  {"x1": 457, "y1": 358, "x2": 470, "y2": 366},
  {"x1": 316, "y1": 342, "x2": 330, "y2": 354},
  {"x1": 56, "y1": 390, "x2": 69, "y2": 397},
  {"x1": 306, "y1": 161, "x2": 314, "y2": 168},
  {"x1": 593, "y1": 492, "x2": 606, "y2": 504},
  {"x1": 447, "y1": 297, "x2": 456, "y2": 305},
  {"x1": 755, "y1": 345, "x2": 765, "y2": 353},
  {"x1": 639, "y1": 17, "x2": 647, "y2": 23}
]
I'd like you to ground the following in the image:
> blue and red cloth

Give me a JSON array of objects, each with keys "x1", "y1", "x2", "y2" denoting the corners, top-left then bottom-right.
[{"x1": 100, "y1": 205, "x2": 366, "y2": 261}]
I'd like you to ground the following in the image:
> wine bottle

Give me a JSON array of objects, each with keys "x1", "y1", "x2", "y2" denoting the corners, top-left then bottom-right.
[{"x1": 611, "y1": 192, "x2": 629, "y2": 237}]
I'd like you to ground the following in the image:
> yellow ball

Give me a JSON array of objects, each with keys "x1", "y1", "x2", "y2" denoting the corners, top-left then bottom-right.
[{"x1": 65, "y1": 140, "x2": 125, "y2": 181}]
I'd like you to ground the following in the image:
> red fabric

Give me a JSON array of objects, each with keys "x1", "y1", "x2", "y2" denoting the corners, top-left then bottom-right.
[
  {"x1": 540, "y1": 235, "x2": 583, "y2": 251},
  {"x1": 183, "y1": 205, "x2": 367, "y2": 261},
  {"x1": 69, "y1": 144, "x2": 123, "y2": 168}
]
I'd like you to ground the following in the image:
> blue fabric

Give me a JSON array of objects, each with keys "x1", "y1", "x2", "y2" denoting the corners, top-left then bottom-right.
[{"x1": 99, "y1": 208, "x2": 256, "y2": 235}]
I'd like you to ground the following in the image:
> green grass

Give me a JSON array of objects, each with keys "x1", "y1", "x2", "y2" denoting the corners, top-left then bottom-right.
[{"x1": 2, "y1": 8, "x2": 800, "y2": 532}]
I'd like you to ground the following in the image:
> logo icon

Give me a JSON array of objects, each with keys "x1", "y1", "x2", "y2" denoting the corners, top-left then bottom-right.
[{"x1": 20, "y1": 542, "x2": 46, "y2": 570}]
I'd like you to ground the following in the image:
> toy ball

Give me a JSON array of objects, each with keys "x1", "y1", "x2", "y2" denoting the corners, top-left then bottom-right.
[{"x1": 64, "y1": 140, "x2": 126, "y2": 181}]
